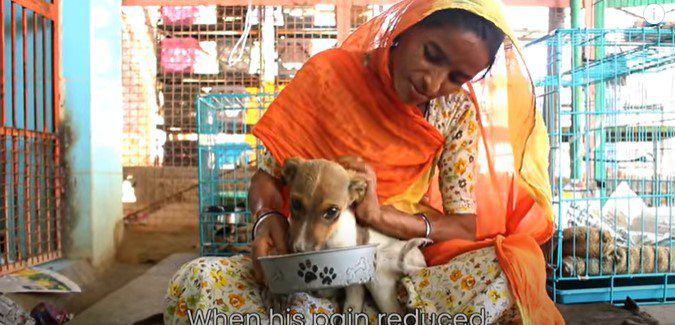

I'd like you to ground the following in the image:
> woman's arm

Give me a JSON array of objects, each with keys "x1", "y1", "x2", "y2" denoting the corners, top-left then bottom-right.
[
  {"x1": 338, "y1": 156, "x2": 477, "y2": 242},
  {"x1": 369, "y1": 205, "x2": 476, "y2": 242},
  {"x1": 248, "y1": 167, "x2": 290, "y2": 284},
  {"x1": 341, "y1": 94, "x2": 480, "y2": 243},
  {"x1": 248, "y1": 168, "x2": 285, "y2": 217}
]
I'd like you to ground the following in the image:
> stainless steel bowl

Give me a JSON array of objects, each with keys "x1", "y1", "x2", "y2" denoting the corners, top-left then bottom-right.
[{"x1": 258, "y1": 244, "x2": 377, "y2": 294}]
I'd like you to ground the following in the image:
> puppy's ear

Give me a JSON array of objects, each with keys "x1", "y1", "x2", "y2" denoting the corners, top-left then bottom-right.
[
  {"x1": 349, "y1": 175, "x2": 367, "y2": 203},
  {"x1": 282, "y1": 157, "x2": 304, "y2": 185}
]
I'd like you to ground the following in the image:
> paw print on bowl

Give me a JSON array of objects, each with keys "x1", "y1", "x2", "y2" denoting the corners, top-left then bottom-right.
[
  {"x1": 320, "y1": 267, "x2": 337, "y2": 285},
  {"x1": 297, "y1": 259, "x2": 319, "y2": 283}
]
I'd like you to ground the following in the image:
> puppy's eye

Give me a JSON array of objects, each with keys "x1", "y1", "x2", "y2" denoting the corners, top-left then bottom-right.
[
  {"x1": 291, "y1": 199, "x2": 302, "y2": 212},
  {"x1": 323, "y1": 207, "x2": 340, "y2": 220}
]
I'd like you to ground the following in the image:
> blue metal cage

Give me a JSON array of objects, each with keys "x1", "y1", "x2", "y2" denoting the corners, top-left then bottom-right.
[
  {"x1": 196, "y1": 93, "x2": 275, "y2": 256},
  {"x1": 525, "y1": 28, "x2": 675, "y2": 304}
]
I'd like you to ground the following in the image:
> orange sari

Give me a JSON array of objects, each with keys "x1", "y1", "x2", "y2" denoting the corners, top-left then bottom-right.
[{"x1": 253, "y1": 0, "x2": 562, "y2": 324}]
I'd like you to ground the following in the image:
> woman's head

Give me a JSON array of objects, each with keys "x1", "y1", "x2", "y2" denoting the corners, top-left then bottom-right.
[{"x1": 389, "y1": 9, "x2": 505, "y2": 105}]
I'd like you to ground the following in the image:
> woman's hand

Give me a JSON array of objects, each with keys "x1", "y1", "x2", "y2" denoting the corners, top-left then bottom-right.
[
  {"x1": 251, "y1": 212, "x2": 289, "y2": 285},
  {"x1": 337, "y1": 156, "x2": 382, "y2": 227}
]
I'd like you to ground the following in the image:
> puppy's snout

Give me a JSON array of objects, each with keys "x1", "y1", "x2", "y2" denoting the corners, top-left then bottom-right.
[
  {"x1": 292, "y1": 239, "x2": 320, "y2": 253},
  {"x1": 292, "y1": 240, "x2": 307, "y2": 253},
  {"x1": 291, "y1": 221, "x2": 316, "y2": 253}
]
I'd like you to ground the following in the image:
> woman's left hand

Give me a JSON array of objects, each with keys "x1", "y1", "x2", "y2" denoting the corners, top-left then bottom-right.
[{"x1": 337, "y1": 156, "x2": 382, "y2": 227}]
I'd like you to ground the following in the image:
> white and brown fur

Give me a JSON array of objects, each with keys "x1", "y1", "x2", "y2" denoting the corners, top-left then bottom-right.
[
  {"x1": 281, "y1": 158, "x2": 429, "y2": 315},
  {"x1": 560, "y1": 226, "x2": 675, "y2": 276}
]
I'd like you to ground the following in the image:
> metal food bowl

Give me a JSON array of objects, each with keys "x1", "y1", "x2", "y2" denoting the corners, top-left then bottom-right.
[
  {"x1": 258, "y1": 244, "x2": 377, "y2": 294},
  {"x1": 216, "y1": 212, "x2": 244, "y2": 225}
]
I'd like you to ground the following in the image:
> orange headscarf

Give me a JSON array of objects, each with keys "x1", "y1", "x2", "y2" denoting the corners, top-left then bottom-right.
[{"x1": 253, "y1": 0, "x2": 561, "y2": 324}]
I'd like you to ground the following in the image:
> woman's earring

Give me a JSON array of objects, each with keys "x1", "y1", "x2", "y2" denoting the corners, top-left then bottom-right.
[{"x1": 391, "y1": 41, "x2": 399, "y2": 48}]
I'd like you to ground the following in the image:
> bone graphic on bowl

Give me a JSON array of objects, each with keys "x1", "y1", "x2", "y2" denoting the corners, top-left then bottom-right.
[
  {"x1": 271, "y1": 268, "x2": 285, "y2": 283},
  {"x1": 345, "y1": 257, "x2": 369, "y2": 282}
]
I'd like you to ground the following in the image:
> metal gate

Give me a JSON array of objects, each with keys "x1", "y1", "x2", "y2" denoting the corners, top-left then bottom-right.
[{"x1": 0, "y1": 0, "x2": 62, "y2": 275}]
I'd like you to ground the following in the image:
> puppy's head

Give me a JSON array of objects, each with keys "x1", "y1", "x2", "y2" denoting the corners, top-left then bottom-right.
[{"x1": 282, "y1": 158, "x2": 366, "y2": 252}]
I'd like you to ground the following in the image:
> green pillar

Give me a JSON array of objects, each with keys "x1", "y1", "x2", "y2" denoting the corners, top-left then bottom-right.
[
  {"x1": 594, "y1": 1, "x2": 607, "y2": 190},
  {"x1": 570, "y1": 0, "x2": 582, "y2": 179}
]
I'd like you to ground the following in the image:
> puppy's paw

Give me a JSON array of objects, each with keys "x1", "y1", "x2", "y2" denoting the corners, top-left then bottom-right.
[
  {"x1": 343, "y1": 284, "x2": 366, "y2": 315},
  {"x1": 343, "y1": 302, "x2": 363, "y2": 315},
  {"x1": 403, "y1": 237, "x2": 433, "y2": 250},
  {"x1": 397, "y1": 238, "x2": 430, "y2": 275},
  {"x1": 261, "y1": 290, "x2": 287, "y2": 315}
]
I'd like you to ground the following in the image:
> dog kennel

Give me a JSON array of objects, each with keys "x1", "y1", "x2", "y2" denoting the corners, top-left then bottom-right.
[
  {"x1": 525, "y1": 28, "x2": 675, "y2": 304},
  {"x1": 197, "y1": 93, "x2": 272, "y2": 256}
]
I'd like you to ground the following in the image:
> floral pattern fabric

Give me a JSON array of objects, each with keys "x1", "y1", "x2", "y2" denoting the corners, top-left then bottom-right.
[
  {"x1": 426, "y1": 91, "x2": 478, "y2": 215},
  {"x1": 164, "y1": 248, "x2": 519, "y2": 324},
  {"x1": 398, "y1": 247, "x2": 521, "y2": 324}
]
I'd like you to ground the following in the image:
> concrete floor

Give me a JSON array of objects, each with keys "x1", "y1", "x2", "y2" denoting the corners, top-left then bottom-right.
[
  {"x1": 6, "y1": 203, "x2": 199, "y2": 323},
  {"x1": 70, "y1": 253, "x2": 197, "y2": 324},
  {"x1": 558, "y1": 303, "x2": 675, "y2": 324},
  {"x1": 639, "y1": 305, "x2": 675, "y2": 325}
]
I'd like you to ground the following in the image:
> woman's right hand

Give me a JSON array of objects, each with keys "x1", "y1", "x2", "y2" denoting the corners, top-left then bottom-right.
[{"x1": 251, "y1": 212, "x2": 290, "y2": 285}]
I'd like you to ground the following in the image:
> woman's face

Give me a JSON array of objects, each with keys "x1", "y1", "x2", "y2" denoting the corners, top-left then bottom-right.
[{"x1": 390, "y1": 23, "x2": 492, "y2": 106}]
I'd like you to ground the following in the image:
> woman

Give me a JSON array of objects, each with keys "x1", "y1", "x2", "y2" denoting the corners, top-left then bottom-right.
[{"x1": 165, "y1": 0, "x2": 562, "y2": 324}]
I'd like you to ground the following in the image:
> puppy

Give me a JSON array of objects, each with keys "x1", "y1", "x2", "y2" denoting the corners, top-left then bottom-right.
[
  {"x1": 562, "y1": 245, "x2": 675, "y2": 276},
  {"x1": 616, "y1": 245, "x2": 656, "y2": 274},
  {"x1": 562, "y1": 255, "x2": 614, "y2": 276},
  {"x1": 281, "y1": 158, "x2": 429, "y2": 315},
  {"x1": 561, "y1": 226, "x2": 615, "y2": 258}
]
